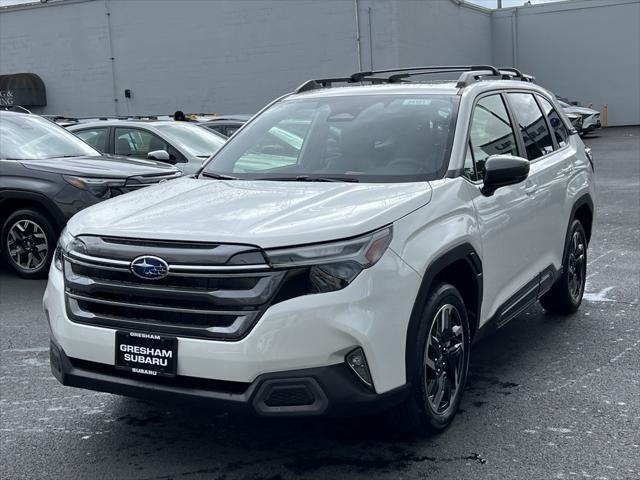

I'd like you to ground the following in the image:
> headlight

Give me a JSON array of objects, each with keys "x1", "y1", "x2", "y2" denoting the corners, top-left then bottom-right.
[
  {"x1": 63, "y1": 175, "x2": 126, "y2": 198},
  {"x1": 265, "y1": 227, "x2": 392, "y2": 293},
  {"x1": 53, "y1": 228, "x2": 87, "y2": 271}
]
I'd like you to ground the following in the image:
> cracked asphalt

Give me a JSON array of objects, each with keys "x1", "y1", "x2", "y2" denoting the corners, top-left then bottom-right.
[{"x1": 1, "y1": 127, "x2": 638, "y2": 480}]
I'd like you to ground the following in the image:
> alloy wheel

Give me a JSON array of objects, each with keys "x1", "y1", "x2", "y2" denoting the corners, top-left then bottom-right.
[
  {"x1": 424, "y1": 303, "x2": 465, "y2": 416},
  {"x1": 6, "y1": 219, "x2": 49, "y2": 272},
  {"x1": 568, "y1": 229, "x2": 586, "y2": 302}
]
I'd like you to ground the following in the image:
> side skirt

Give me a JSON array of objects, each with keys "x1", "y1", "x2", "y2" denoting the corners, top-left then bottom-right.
[{"x1": 473, "y1": 264, "x2": 560, "y2": 343}]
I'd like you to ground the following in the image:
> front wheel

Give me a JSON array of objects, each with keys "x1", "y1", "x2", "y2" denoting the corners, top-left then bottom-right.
[
  {"x1": 2, "y1": 209, "x2": 56, "y2": 279},
  {"x1": 540, "y1": 219, "x2": 587, "y2": 314},
  {"x1": 390, "y1": 283, "x2": 470, "y2": 435}
]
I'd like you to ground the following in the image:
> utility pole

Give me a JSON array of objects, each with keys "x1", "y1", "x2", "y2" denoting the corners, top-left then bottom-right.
[{"x1": 497, "y1": 0, "x2": 503, "y2": 7}]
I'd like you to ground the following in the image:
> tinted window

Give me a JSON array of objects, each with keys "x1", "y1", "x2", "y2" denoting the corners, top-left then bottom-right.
[
  {"x1": 115, "y1": 128, "x2": 168, "y2": 158},
  {"x1": 203, "y1": 95, "x2": 458, "y2": 183},
  {"x1": 538, "y1": 96, "x2": 568, "y2": 148},
  {"x1": 468, "y1": 95, "x2": 518, "y2": 180},
  {"x1": 207, "y1": 125, "x2": 225, "y2": 134},
  {"x1": 464, "y1": 141, "x2": 477, "y2": 181},
  {"x1": 226, "y1": 126, "x2": 241, "y2": 136},
  {"x1": 508, "y1": 93, "x2": 554, "y2": 160},
  {"x1": 75, "y1": 128, "x2": 109, "y2": 152}
]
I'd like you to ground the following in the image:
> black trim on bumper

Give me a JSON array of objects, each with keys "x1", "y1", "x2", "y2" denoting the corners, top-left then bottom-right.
[{"x1": 49, "y1": 340, "x2": 409, "y2": 417}]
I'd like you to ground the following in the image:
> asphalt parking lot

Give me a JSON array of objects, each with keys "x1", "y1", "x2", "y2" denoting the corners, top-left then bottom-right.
[{"x1": 1, "y1": 127, "x2": 638, "y2": 480}]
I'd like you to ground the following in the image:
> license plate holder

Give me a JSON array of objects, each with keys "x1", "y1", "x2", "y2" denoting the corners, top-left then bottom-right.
[{"x1": 115, "y1": 331, "x2": 178, "y2": 378}]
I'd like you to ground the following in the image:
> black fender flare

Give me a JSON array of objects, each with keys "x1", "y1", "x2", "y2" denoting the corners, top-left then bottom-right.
[
  {"x1": 561, "y1": 193, "x2": 594, "y2": 266},
  {"x1": 404, "y1": 243, "x2": 482, "y2": 384},
  {"x1": 0, "y1": 190, "x2": 66, "y2": 248}
]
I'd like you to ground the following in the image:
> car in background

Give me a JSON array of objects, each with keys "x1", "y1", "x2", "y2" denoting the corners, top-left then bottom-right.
[
  {"x1": 198, "y1": 115, "x2": 251, "y2": 137},
  {"x1": 565, "y1": 111, "x2": 584, "y2": 133},
  {"x1": 558, "y1": 100, "x2": 601, "y2": 135},
  {"x1": 0, "y1": 111, "x2": 180, "y2": 278},
  {"x1": 67, "y1": 120, "x2": 227, "y2": 174}
]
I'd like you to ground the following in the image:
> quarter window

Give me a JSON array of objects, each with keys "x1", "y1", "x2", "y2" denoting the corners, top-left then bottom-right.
[
  {"x1": 75, "y1": 127, "x2": 109, "y2": 152},
  {"x1": 468, "y1": 95, "x2": 518, "y2": 180},
  {"x1": 115, "y1": 128, "x2": 168, "y2": 158},
  {"x1": 507, "y1": 93, "x2": 554, "y2": 160},
  {"x1": 537, "y1": 96, "x2": 569, "y2": 148}
]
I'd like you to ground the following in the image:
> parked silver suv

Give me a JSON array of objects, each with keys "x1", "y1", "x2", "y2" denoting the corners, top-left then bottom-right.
[{"x1": 68, "y1": 119, "x2": 226, "y2": 174}]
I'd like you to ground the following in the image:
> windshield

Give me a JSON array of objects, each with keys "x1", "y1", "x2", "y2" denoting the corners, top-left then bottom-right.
[
  {"x1": 202, "y1": 94, "x2": 458, "y2": 182},
  {"x1": 153, "y1": 123, "x2": 226, "y2": 157},
  {"x1": 0, "y1": 114, "x2": 101, "y2": 160}
]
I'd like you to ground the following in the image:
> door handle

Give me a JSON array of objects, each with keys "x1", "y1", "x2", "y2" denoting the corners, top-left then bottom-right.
[{"x1": 524, "y1": 184, "x2": 537, "y2": 195}]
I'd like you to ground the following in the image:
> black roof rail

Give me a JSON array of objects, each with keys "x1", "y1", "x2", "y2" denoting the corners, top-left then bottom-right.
[
  {"x1": 349, "y1": 65, "x2": 500, "y2": 82},
  {"x1": 63, "y1": 115, "x2": 174, "y2": 122},
  {"x1": 455, "y1": 68, "x2": 503, "y2": 88},
  {"x1": 498, "y1": 67, "x2": 536, "y2": 83},
  {"x1": 43, "y1": 115, "x2": 79, "y2": 121},
  {"x1": 294, "y1": 65, "x2": 511, "y2": 93}
]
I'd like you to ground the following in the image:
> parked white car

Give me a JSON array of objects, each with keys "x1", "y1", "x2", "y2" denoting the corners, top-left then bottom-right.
[
  {"x1": 558, "y1": 100, "x2": 601, "y2": 134},
  {"x1": 44, "y1": 66, "x2": 595, "y2": 434}
]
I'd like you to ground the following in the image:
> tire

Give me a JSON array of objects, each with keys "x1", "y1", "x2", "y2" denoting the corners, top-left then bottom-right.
[
  {"x1": 2, "y1": 209, "x2": 57, "y2": 279},
  {"x1": 390, "y1": 283, "x2": 471, "y2": 435},
  {"x1": 540, "y1": 219, "x2": 587, "y2": 314}
]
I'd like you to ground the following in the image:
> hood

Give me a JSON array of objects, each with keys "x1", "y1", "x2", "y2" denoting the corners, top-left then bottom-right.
[
  {"x1": 562, "y1": 106, "x2": 599, "y2": 115},
  {"x1": 20, "y1": 155, "x2": 178, "y2": 178},
  {"x1": 67, "y1": 177, "x2": 432, "y2": 248}
]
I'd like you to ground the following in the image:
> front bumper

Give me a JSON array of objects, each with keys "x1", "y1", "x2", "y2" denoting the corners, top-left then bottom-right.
[
  {"x1": 49, "y1": 338, "x2": 409, "y2": 416},
  {"x1": 44, "y1": 248, "x2": 421, "y2": 412}
]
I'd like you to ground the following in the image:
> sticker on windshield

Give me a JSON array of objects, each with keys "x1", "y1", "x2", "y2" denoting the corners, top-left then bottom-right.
[{"x1": 402, "y1": 99, "x2": 432, "y2": 106}]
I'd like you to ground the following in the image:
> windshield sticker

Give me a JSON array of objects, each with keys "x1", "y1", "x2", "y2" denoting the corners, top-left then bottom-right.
[{"x1": 402, "y1": 99, "x2": 432, "y2": 106}]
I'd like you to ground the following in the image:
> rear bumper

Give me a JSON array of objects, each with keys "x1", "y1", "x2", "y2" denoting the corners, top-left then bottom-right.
[{"x1": 49, "y1": 339, "x2": 410, "y2": 417}]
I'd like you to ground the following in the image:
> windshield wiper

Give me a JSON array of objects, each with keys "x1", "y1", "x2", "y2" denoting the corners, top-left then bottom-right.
[
  {"x1": 258, "y1": 175, "x2": 359, "y2": 183},
  {"x1": 43, "y1": 154, "x2": 84, "y2": 159},
  {"x1": 200, "y1": 172, "x2": 239, "y2": 180}
]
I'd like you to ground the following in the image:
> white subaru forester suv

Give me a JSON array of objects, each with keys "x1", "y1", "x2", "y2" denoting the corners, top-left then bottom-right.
[{"x1": 44, "y1": 66, "x2": 595, "y2": 434}]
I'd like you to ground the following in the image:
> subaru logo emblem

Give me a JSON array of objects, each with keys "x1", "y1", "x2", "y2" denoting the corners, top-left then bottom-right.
[{"x1": 130, "y1": 256, "x2": 169, "y2": 280}]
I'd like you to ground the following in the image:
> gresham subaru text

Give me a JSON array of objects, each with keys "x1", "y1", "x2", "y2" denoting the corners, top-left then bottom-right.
[{"x1": 44, "y1": 66, "x2": 595, "y2": 434}]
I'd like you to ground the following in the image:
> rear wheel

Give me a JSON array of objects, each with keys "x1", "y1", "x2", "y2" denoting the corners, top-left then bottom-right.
[
  {"x1": 540, "y1": 219, "x2": 587, "y2": 314},
  {"x1": 390, "y1": 283, "x2": 470, "y2": 435},
  {"x1": 2, "y1": 209, "x2": 56, "y2": 279}
]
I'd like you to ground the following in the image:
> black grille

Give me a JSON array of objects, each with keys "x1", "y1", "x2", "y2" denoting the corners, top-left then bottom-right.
[
  {"x1": 62, "y1": 236, "x2": 303, "y2": 340},
  {"x1": 264, "y1": 385, "x2": 316, "y2": 407}
]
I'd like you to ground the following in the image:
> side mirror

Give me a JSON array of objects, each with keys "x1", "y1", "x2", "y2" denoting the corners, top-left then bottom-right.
[
  {"x1": 481, "y1": 155, "x2": 529, "y2": 196},
  {"x1": 147, "y1": 150, "x2": 176, "y2": 164}
]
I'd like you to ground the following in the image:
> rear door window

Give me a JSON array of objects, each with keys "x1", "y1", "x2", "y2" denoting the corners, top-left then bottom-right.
[
  {"x1": 537, "y1": 96, "x2": 569, "y2": 148},
  {"x1": 75, "y1": 127, "x2": 109, "y2": 152},
  {"x1": 507, "y1": 93, "x2": 554, "y2": 160}
]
